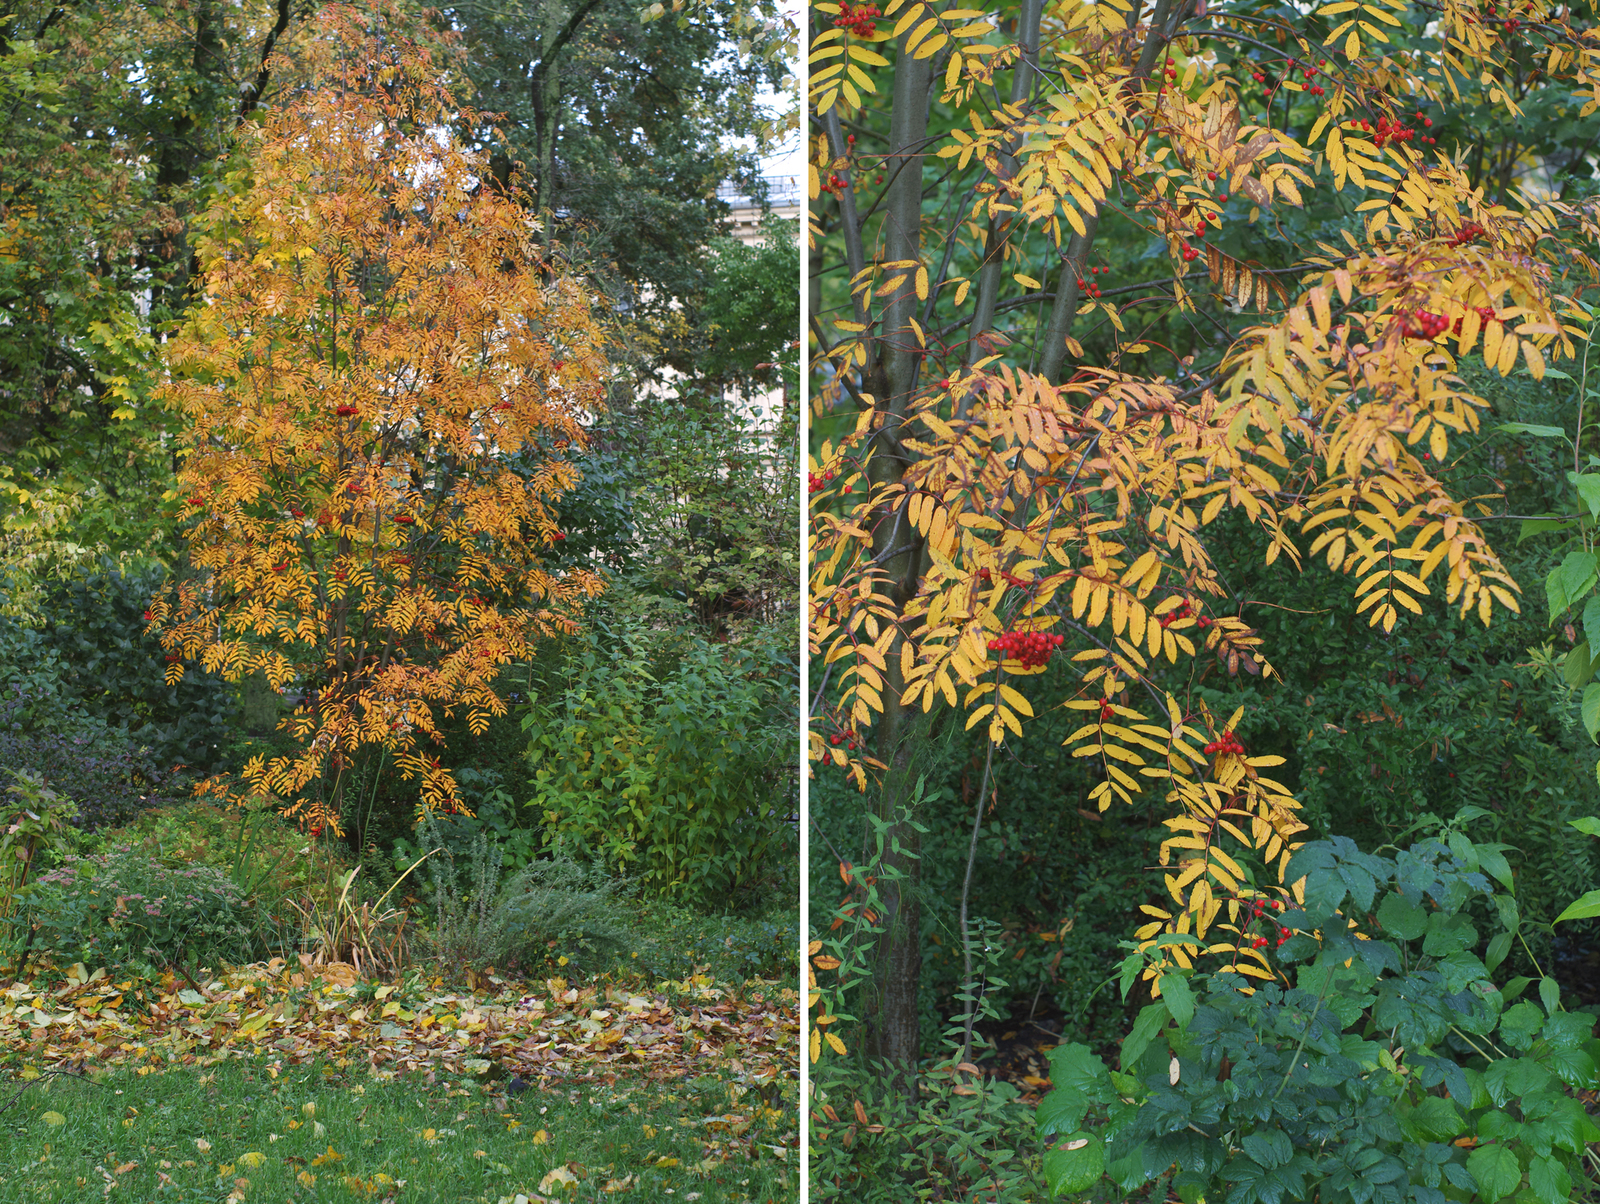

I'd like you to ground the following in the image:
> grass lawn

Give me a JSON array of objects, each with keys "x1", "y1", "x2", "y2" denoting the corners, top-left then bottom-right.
[
  {"x1": 0, "y1": 945, "x2": 798, "y2": 1203},
  {"x1": 0, "y1": 1053, "x2": 793, "y2": 1203}
]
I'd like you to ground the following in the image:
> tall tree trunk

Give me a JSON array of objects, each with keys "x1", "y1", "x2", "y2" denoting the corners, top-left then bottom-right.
[{"x1": 855, "y1": 12, "x2": 935, "y2": 1090}]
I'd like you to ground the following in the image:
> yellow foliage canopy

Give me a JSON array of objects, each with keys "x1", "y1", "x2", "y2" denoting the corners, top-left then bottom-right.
[{"x1": 151, "y1": 11, "x2": 607, "y2": 830}]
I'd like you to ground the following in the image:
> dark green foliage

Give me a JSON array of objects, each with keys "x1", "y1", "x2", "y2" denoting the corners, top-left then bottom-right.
[
  {"x1": 523, "y1": 609, "x2": 797, "y2": 910},
  {"x1": 696, "y1": 216, "x2": 801, "y2": 395},
  {"x1": 1038, "y1": 823, "x2": 1600, "y2": 1204},
  {"x1": 16, "y1": 843, "x2": 256, "y2": 976},
  {"x1": 34, "y1": 559, "x2": 241, "y2": 774},
  {"x1": 415, "y1": 807, "x2": 633, "y2": 975},
  {"x1": 449, "y1": 0, "x2": 785, "y2": 386}
]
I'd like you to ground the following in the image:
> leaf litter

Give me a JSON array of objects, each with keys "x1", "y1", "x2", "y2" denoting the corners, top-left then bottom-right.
[{"x1": 0, "y1": 956, "x2": 799, "y2": 1194}]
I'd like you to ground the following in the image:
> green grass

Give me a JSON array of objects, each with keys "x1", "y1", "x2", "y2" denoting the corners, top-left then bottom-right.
[{"x1": 0, "y1": 1055, "x2": 795, "y2": 1203}]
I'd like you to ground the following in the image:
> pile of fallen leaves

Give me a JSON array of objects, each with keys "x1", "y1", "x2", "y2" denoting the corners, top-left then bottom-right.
[{"x1": 0, "y1": 957, "x2": 798, "y2": 1094}]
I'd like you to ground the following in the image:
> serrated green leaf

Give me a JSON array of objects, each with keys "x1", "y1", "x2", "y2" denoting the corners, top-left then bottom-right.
[
  {"x1": 1467, "y1": 1141, "x2": 1523, "y2": 1201},
  {"x1": 1158, "y1": 972, "x2": 1194, "y2": 1031},
  {"x1": 1527, "y1": 1153, "x2": 1572, "y2": 1204},
  {"x1": 1377, "y1": 892, "x2": 1426, "y2": 940}
]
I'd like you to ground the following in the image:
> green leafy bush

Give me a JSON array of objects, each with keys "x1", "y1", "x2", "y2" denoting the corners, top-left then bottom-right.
[
  {"x1": 16, "y1": 844, "x2": 255, "y2": 974},
  {"x1": 35, "y1": 559, "x2": 241, "y2": 774},
  {"x1": 0, "y1": 771, "x2": 80, "y2": 924},
  {"x1": 105, "y1": 800, "x2": 355, "y2": 913},
  {"x1": 523, "y1": 613, "x2": 795, "y2": 909},
  {"x1": 1038, "y1": 820, "x2": 1600, "y2": 1204}
]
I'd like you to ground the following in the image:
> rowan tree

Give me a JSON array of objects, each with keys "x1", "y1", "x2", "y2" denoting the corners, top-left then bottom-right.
[
  {"x1": 806, "y1": 0, "x2": 1600, "y2": 1079},
  {"x1": 149, "y1": 7, "x2": 607, "y2": 837}
]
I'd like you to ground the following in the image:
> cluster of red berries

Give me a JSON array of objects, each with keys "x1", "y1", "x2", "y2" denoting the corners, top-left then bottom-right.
[
  {"x1": 1098, "y1": 698, "x2": 1116, "y2": 722},
  {"x1": 832, "y1": 1, "x2": 880, "y2": 36},
  {"x1": 186, "y1": 496, "x2": 205, "y2": 506},
  {"x1": 818, "y1": 173, "x2": 848, "y2": 196},
  {"x1": 1075, "y1": 273, "x2": 1104, "y2": 298},
  {"x1": 1248, "y1": 927, "x2": 1293, "y2": 950},
  {"x1": 1242, "y1": 898, "x2": 1293, "y2": 949},
  {"x1": 1203, "y1": 729, "x2": 1246, "y2": 756},
  {"x1": 336, "y1": 405, "x2": 359, "y2": 417},
  {"x1": 1398, "y1": 309, "x2": 1450, "y2": 339},
  {"x1": 828, "y1": 730, "x2": 860, "y2": 751},
  {"x1": 1180, "y1": 243, "x2": 1200, "y2": 262},
  {"x1": 1159, "y1": 601, "x2": 1194, "y2": 628},
  {"x1": 809, "y1": 468, "x2": 836, "y2": 492},
  {"x1": 393, "y1": 514, "x2": 415, "y2": 525},
  {"x1": 1308, "y1": 84, "x2": 1326, "y2": 96},
  {"x1": 1450, "y1": 305, "x2": 1498, "y2": 335},
  {"x1": 987, "y1": 629, "x2": 1065, "y2": 668},
  {"x1": 1451, "y1": 222, "x2": 1486, "y2": 245}
]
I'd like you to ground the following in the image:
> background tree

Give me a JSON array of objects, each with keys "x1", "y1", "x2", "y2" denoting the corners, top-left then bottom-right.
[
  {"x1": 151, "y1": 5, "x2": 607, "y2": 839},
  {"x1": 443, "y1": 0, "x2": 794, "y2": 390},
  {"x1": 806, "y1": 0, "x2": 1599, "y2": 1108}
]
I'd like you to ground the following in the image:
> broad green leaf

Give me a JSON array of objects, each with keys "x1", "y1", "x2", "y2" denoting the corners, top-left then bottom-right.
[
  {"x1": 1527, "y1": 1153, "x2": 1572, "y2": 1204},
  {"x1": 1376, "y1": 891, "x2": 1426, "y2": 940},
  {"x1": 1119, "y1": 1001, "x2": 1170, "y2": 1072},
  {"x1": 1548, "y1": 550, "x2": 1600, "y2": 620},
  {"x1": 1480, "y1": 849, "x2": 1514, "y2": 892},
  {"x1": 1564, "y1": 642, "x2": 1596, "y2": 689},
  {"x1": 1039, "y1": 1043, "x2": 1109, "y2": 1136},
  {"x1": 1485, "y1": 931, "x2": 1512, "y2": 973},
  {"x1": 1567, "y1": 816, "x2": 1600, "y2": 839},
  {"x1": 1497, "y1": 422, "x2": 1569, "y2": 439},
  {"x1": 1043, "y1": 1132, "x2": 1104, "y2": 1196},
  {"x1": 1572, "y1": 471, "x2": 1600, "y2": 519},
  {"x1": 1402, "y1": 1095, "x2": 1465, "y2": 1142},
  {"x1": 1157, "y1": 971, "x2": 1194, "y2": 1030},
  {"x1": 1574, "y1": 685, "x2": 1600, "y2": 742},
  {"x1": 1519, "y1": 517, "x2": 1572, "y2": 544},
  {"x1": 1540, "y1": 976, "x2": 1561, "y2": 1015},
  {"x1": 1554, "y1": 889, "x2": 1600, "y2": 924},
  {"x1": 1240, "y1": 1128, "x2": 1293, "y2": 1169},
  {"x1": 1466, "y1": 1141, "x2": 1522, "y2": 1202}
]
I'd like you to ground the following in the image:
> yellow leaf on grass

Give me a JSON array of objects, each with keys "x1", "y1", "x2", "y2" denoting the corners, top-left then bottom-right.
[
  {"x1": 531, "y1": 1129, "x2": 551, "y2": 1145},
  {"x1": 41, "y1": 1111, "x2": 64, "y2": 1126},
  {"x1": 238, "y1": 1151, "x2": 266, "y2": 1168},
  {"x1": 540, "y1": 1166, "x2": 580, "y2": 1193}
]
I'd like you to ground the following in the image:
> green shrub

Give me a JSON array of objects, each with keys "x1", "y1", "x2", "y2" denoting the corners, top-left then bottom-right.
[
  {"x1": 416, "y1": 811, "x2": 634, "y2": 976},
  {"x1": 810, "y1": 796, "x2": 1047, "y2": 1202},
  {"x1": 523, "y1": 612, "x2": 796, "y2": 909},
  {"x1": 1038, "y1": 819, "x2": 1600, "y2": 1204},
  {"x1": 34, "y1": 559, "x2": 242, "y2": 775},
  {"x1": 16, "y1": 843, "x2": 255, "y2": 974},
  {"x1": 105, "y1": 800, "x2": 356, "y2": 913}
]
